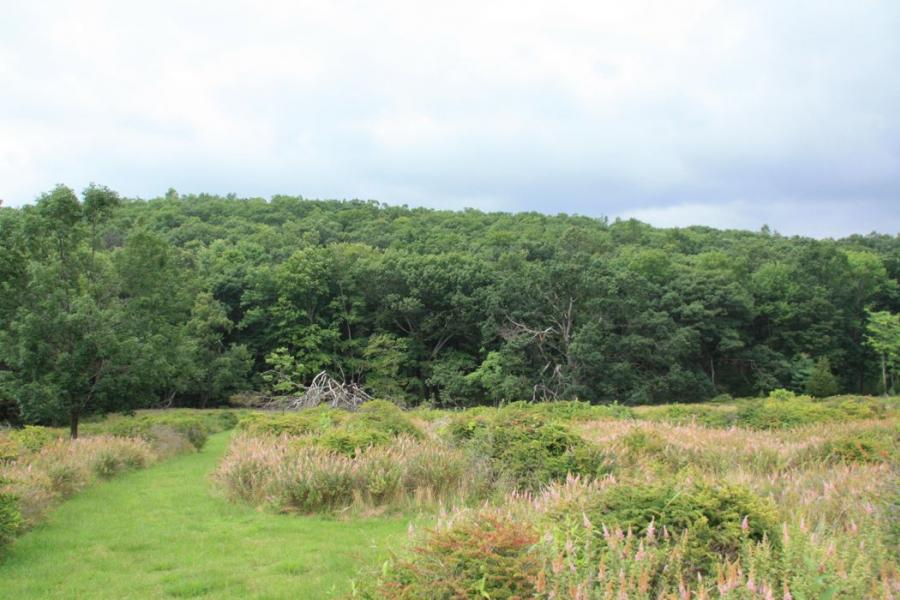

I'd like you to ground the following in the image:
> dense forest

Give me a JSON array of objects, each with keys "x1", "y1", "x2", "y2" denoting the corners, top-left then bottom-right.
[{"x1": 1, "y1": 185, "x2": 898, "y2": 434}]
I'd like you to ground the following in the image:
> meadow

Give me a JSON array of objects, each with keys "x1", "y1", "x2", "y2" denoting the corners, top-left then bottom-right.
[{"x1": 0, "y1": 394, "x2": 897, "y2": 599}]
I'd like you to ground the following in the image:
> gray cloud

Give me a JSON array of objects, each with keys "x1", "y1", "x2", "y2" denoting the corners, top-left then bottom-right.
[{"x1": 1, "y1": 0, "x2": 898, "y2": 237}]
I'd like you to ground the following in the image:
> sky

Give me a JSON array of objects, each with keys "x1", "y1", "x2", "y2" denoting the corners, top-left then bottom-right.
[{"x1": 1, "y1": 1, "x2": 898, "y2": 238}]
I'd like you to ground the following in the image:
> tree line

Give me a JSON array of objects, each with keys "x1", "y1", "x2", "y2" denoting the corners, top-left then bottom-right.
[{"x1": 1, "y1": 186, "x2": 898, "y2": 435}]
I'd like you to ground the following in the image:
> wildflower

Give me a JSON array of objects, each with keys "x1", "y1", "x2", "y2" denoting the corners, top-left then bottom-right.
[
  {"x1": 741, "y1": 515, "x2": 749, "y2": 533},
  {"x1": 646, "y1": 518, "x2": 656, "y2": 542}
]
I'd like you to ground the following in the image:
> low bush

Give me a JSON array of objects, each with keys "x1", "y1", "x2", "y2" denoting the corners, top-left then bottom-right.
[
  {"x1": 559, "y1": 481, "x2": 780, "y2": 573},
  {"x1": 736, "y1": 398, "x2": 842, "y2": 429},
  {"x1": 0, "y1": 491, "x2": 20, "y2": 550},
  {"x1": 238, "y1": 402, "x2": 422, "y2": 455},
  {"x1": 0, "y1": 426, "x2": 62, "y2": 463},
  {"x1": 83, "y1": 409, "x2": 239, "y2": 450},
  {"x1": 503, "y1": 400, "x2": 632, "y2": 422},
  {"x1": 375, "y1": 512, "x2": 540, "y2": 599},
  {"x1": 0, "y1": 435, "x2": 18, "y2": 462},
  {"x1": 633, "y1": 403, "x2": 738, "y2": 427},
  {"x1": 9, "y1": 426, "x2": 60, "y2": 453},
  {"x1": 821, "y1": 429, "x2": 896, "y2": 464},
  {"x1": 445, "y1": 410, "x2": 611, "y2": 491}
]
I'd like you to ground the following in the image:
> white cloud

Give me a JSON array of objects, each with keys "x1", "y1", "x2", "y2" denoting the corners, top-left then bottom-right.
[{"x1": 1, "y1": 0, "x2": 898, "y2": 236}]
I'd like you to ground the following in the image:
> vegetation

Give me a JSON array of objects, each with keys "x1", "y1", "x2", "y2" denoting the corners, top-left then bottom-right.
[
  {"x1": 0, "y1": 410, "x2": 237, "y2": 551},
  {"x1": 0, "y1": 432, "x2": 409, "y2": 599},
  {"x1": 356, "y1": 401, "x2": 898, "y2": 599},
  {"x1": 2, "y1": 187, "x2": 898, "y2": 432},
  {"x1": 0, "y1": 186, "x2": 897, "y2": 597}
]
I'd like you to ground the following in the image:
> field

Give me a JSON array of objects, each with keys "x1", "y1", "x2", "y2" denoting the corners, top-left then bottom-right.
[{"x1": 1, "y1": 395, "x2": 898, "y2": 599}]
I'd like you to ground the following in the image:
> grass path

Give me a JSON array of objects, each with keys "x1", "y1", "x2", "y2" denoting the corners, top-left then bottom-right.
[{"x1": 0, "y1": 432, "x2": 410, "y2": 599}]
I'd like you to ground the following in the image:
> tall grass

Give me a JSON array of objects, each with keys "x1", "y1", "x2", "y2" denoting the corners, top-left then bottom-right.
[
  {"x1": 0, "y1": 409, "x2": 240, "y2": 551},
  {"x1": 360, "y1": 416, "x2": 898, "y2": 599},
  {"x1": 215, "y1": 434, "x2": 488, "y2": 515}
]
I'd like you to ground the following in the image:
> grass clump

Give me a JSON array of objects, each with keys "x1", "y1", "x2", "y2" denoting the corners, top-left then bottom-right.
[{"x1": 215, "y1": 434, "x2": 482, "y2": 515}]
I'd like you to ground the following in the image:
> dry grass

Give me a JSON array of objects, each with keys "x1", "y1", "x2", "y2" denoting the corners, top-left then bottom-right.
[
  {"x1": 214, "y1": 433, "x2": 490, "y2": 516},
  {"x1": 367, "y1": 417, "x2": 899, "y2": 599}
]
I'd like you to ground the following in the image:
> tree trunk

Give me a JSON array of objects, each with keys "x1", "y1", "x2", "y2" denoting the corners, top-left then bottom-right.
[
  {"x1": 70, "y1": 409, "x2": 80, "y2": 439},
  {"x1": 882, "y1": 352, "x2": 888, "y2": 397}
]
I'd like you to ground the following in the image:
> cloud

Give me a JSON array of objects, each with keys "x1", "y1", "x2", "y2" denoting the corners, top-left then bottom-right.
[{"x1": 1, "y1": 0, "x2": 898, "y2": 237}]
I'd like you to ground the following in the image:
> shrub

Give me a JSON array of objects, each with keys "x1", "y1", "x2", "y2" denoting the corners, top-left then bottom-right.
[
  {"x1": 560, "y1": 481, "x2": 779, "y2": 574},
  {"x1": 768, "y1": 388, "x2": 799, "y2": 402},
  {"x1": 0, "y1": 435, "x2": 19, "y2": 462},
  {"x1": 452, "y1": 411, "x2": 611, "y2": 491},
  {"x1": 376, "y1": 512, "x2": 540, "y2": 599},
  {"x1": 821, "y1": 430, "x2": 896, "y2": 464},
  {"x1": 317, "y1": 428, "x2": 391, "y2": 455},
  {"x1": 501, "y1": 400, "x2": 632, "y2": 422},
  {"x1": 736, "y1": 398, "x2": 840, "y2": 429},
  {"x1": 0, "y1": 491, "x2": 20, "y2": 551},
  {"x1": 633, "y1": 403, "x2": 737, "y2": 427},
  {"x1": 83, "y1": 410, "x2": 238, "y2": 449},
  {"x1": 239, "y1": 402, "x2": 422, "y2": 455},
  {"x1": 10, "y1": 426, "x2": 59, "y2": 453},
  {"x1": 806, "y1": 357, "x2": 840, "y2": 397}
]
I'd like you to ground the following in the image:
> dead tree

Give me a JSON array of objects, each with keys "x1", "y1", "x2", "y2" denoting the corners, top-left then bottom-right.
[{"x1": 265, "y1": 371, "x2": 373, "y2": 411}]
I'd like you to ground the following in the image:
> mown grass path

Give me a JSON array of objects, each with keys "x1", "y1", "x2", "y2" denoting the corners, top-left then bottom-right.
[{"x1": 0, "y1": 432, "x2": 410, "y2": 599}]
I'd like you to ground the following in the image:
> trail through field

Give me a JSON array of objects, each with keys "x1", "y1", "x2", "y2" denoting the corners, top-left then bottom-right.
[{"x1": 0, "y1": 432, "x2": 410, "y2": 599}]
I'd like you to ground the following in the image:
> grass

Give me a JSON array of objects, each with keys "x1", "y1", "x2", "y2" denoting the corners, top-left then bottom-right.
[{"x1": 0, "y1": 432, "x2": 411, "y2": 599}]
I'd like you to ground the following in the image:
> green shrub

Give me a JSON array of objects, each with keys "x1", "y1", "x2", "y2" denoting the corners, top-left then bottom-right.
[
  {"x1": 634, "y1": 403, "x2": 737, "y2": 427},
  {"x1": 0, "y1": 492, "x2": 20, "y2": 549},
  {"x1": 376, "y1": 512, "x2": 540, "y2": 599},
  {"x1": 454, "y1": 412, "x2": 610, "y2": 491},
  {"x1": 736, "y1": 398, "x2": 840, "y2": 429},
  {"x1": 768, "y1": 388, "x2": 799, "y2": 402},
  {"x1": 0, "y1": 435, "x2": 19, "y2": 462},
  {"x1": 356, "y1": 400, "x2": 422, "y2": 438},
  {"x1": 10, "y1": 426, "x2": 59, "y2": 453},
  {"x1": 567, "y1": 482, "x2": 779, "y2": 574},
  {"x1": 240, "y1": 402, "x2": 422, "y2": 456},
  {"x1": 83, "y1": 410, "x2": 237, "y2": 449},
  {"x1": 238, "y1": 409, "x2": 340, "y2": 436},
  {"x1": 501, "y1": 400, "x2": 633, "y2": 422},
  {"x1": 317, "y1": 428, "x2": 391, "y2": 455},
  {"x1": 805, "y1": 357, "x2": 840, "y2": 397},
  {"x1": 821, "y1": 430, "x2": 896, "y2": 464}
]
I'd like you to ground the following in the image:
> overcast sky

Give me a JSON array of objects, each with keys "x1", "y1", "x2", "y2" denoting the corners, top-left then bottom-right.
[{"x1": 1, "y1": 1, "x2": 898, "y2": 237}]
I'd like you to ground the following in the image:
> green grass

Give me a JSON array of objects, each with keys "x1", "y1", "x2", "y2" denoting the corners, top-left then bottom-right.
[{"x1": 0, "y1": 432, "x2": 411, "y2": 599}]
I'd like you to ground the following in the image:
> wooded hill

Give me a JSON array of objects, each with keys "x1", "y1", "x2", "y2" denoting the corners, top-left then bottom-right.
[{"x1": 1, "y1": 186, "x2": 898, "y2": 430}]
